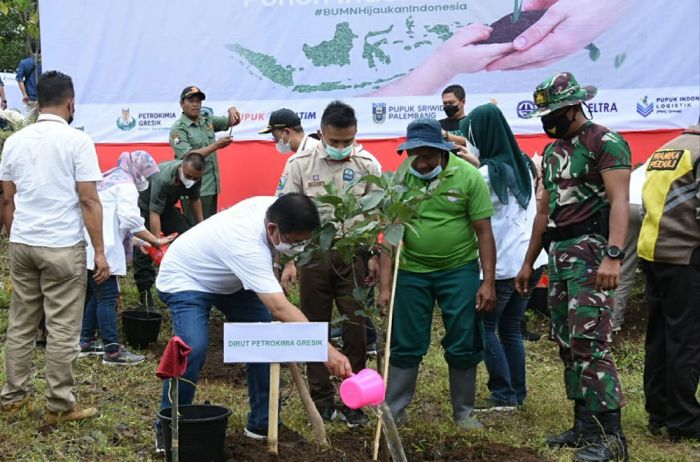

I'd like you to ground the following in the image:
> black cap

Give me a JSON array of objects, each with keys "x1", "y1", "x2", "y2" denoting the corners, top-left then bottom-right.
[
  {"x1": 180, "y1": 85, "x2": 206, "y2": 101},
  {"x1": 259, "y1": 108, "x2": 301, "y2": 134}
]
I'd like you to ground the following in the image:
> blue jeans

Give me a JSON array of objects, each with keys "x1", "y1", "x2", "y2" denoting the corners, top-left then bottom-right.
[
  {"x1": 157, "y1": 289, "x2": 272, "y2": 431},
  {"x1": 80, "y1": 273, "x2": 120, "y2": 353},
  {"x1": 482, "y1": 268, "x2": 543, "y2": 405}
]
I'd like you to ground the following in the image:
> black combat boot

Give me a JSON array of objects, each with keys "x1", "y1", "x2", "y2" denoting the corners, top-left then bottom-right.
[
  {"x1": 574, "y1": 409, "x2": 629, "y2": 462},
  {"x1": 546, "y1": 400, "x2": 594, "y2": 448}
]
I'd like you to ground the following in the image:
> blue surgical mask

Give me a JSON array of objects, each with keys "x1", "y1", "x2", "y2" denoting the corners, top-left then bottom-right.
[
  {"x1": 325, "y1": 144, "x2": 353, "y2": 160},
  {"x1": 409, "y1": 164, "x2": 443, "y2": 180}
]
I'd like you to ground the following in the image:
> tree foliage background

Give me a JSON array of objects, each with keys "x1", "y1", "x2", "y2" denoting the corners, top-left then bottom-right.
[{"x1": 0, "y1": 0, "x2": 39, "y2": 71}]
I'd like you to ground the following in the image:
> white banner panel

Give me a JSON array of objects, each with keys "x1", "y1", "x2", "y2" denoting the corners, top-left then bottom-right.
[
  {"x1": 40, "y1": 0, "x2": 700, "y2": 142},
  {"x1": 223, "y1": 322, "x2": 328, "y2": 363}
]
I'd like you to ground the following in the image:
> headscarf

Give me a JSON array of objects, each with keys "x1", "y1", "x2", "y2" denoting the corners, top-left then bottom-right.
[
  {"x1": 460, "y1": 104, "x2": 533, "y2": 209},
  {"x1": 99, "y1": 150, "x2": 160, "y2": 192}
]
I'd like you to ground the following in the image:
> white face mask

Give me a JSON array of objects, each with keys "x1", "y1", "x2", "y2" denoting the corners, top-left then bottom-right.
[
  {"x1": 178, "y1": 166, "x2": 197, "y2": 189},
  {"x1": 274, "y1": 241, "x2": 305, "y2": 257},
  {"x1": 127, "y1": 153, "x2": 150, "y2": 191},
  {"x1": 275, "y1": 132, "x2": 292, "y2": 154},
  {"x1": 467, "y1": 141, "x2": 480, "y2": 159},
  {"x1": 271, "y1": 226, "x2": 306, "y2": 257},
  {"x1": 467, "y1": 120, "x2": 480, "y2": 158},
  {"x1": 134, "y1": 176, "x2": 149, "y2": 192}
]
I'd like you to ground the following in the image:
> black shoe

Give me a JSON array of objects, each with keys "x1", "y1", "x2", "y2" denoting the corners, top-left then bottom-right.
[
  {"x1": 574, "y1": 410, "x2": 628, "y2": 462},
  {"x1": 366, "y1": 342, "x2": 378, "y2": 357},
  {"x1": 339, "y1": 406, "x2": 369, "y2": 428},
  {"x1": 647, "y1": 419, "x2": 667, "y2": 436},
  {"x1": 522, "y1": 330, "x2": 541, "y2": 342},
  {"x1": 668, "y1": 430, "x2": 700, "y2": 443},
  {"x1": 473, "y1": 399, "x2": 518, "y2": 413},
  {"x1": 317, "y1": 406, "x2": 337, "y2": 422},
  {"x1": 155, "y1": 426, "x2": 164, "y2": 454},
  {"x1": 244, "y1": 426, "x2": 267, "y2": 440}
]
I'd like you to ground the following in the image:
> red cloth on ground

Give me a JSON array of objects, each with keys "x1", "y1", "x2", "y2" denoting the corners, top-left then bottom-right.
[{"x1": 156, "y1": 336, "x2": 192, "y2": 379}]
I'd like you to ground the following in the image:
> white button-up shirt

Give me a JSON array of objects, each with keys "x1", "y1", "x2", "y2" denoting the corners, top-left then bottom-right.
[{"x1": 0, "y1": 113, "x2": 102, "y2": 247}]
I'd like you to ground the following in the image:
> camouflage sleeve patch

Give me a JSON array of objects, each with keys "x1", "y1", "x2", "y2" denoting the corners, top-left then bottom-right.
[{"x1": 598, "y1": 131, "x2": 632, "y2": 171}]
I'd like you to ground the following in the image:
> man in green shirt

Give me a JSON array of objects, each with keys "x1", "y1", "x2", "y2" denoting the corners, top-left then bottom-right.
[
  {"x1": 378, "y1": 118, "x2": 497, "y2": 430},
  {"x1": 133, "y1": 152, "x2": 206, "y2": 306},
  {"x1": 169, "y1": 86, "x2": 241, "y2": 220}
]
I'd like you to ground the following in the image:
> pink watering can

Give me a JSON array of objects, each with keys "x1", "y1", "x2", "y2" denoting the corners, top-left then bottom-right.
[{"x1": 339, "y1": 368, "x2": 385, "y2": 410}]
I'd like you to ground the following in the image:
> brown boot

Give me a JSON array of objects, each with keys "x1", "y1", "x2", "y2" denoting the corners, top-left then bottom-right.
[
  {"x1": 1, "y1": 395, "x2": 31, "y2": 414},
  {"x1": 45, "y1": 406, "x2": 99, "y2": 424}
]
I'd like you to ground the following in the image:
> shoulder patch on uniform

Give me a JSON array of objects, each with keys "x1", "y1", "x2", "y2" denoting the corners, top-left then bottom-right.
[
  {"x1": 647, "y1": 149, "x2": 685, "y2": 171},
  {"x1": 171, "y1": 132, "x2": 181, "y2": 145},
  {"x1": 343, "y1": 168, "x2": 355, "y2": 182},
  {"x1": 277, "y1": 176, "x2": 287, "y2": 190}
]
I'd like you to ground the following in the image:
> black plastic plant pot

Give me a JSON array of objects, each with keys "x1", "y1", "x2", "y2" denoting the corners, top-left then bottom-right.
[
  {"x1": 121, "y1": 310, "x2": 162, "y2": 349},
  {"x1": 157, "y1": 404, "x2": 233, "y2": 462}
]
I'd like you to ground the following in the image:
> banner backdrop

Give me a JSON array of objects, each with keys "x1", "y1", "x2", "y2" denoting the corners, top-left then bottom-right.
[{"x1": 41, "y1": 0, "x2": 699, "y2": 143}]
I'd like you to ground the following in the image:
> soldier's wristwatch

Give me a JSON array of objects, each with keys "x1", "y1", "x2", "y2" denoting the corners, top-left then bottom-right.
[{"x1": 605, "y1": 245, "x2": 625, "y2": 260}]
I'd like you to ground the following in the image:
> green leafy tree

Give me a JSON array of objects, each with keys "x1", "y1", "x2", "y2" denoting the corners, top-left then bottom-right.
[{"x1": 0, "y1": 0, "x2": 39, "y2": 71}]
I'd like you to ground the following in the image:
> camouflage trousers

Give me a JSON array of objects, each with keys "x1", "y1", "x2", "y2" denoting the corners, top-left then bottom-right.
[{"x1": 548, "y1": 234, "x2": 626, "y2": 412}]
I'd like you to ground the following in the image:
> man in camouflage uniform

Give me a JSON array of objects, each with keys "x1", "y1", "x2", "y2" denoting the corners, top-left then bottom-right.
[
  {"x1": 169, "y1": 85, "x2": 241, "y2": 221},
  {"x1": 515, "y1": 72, "x2": 631, "y2": 462}
]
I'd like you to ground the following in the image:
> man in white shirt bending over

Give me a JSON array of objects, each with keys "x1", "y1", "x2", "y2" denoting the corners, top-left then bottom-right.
[
  {"x1": 0, "y1": 70, "x2": 109, "y2": 424},
  {"x1": 154, "y1": 193, "x2": 352, "y2": 450}
]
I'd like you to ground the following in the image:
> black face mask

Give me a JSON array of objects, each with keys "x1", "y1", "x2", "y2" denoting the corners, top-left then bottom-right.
[
  {"x1": 542, "y1": 110, "x2": 575, "y2": 139},
  {"x1": 444, "y1": 104, "x2": 460, "y2": 118},
  {"x1": 67, "y1": 103, "x2": 75, "y2": 125}
]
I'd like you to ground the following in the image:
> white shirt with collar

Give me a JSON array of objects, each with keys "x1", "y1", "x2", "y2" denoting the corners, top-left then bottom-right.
[
  {"x1": 0, "y1": 113, "x2": 102, "y2": 247},
  {"x1": 156, "y1": 196, "x2": 283, "y2": 295},
  {"x1": 479, "y1": 167, "x2": 548, "y2": 280}
]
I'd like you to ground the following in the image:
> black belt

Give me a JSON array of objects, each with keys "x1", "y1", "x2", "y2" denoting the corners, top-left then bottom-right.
[{"x1": 545, "y1": 208, "x2": 610, "y2": 243}]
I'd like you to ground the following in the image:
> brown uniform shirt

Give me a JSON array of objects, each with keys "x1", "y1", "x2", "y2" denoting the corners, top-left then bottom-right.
[{"x1": 276, "y1": 143, "x2": 382, "y2": 224}]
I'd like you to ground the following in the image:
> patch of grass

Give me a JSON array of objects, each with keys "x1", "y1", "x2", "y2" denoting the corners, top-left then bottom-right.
[{"x1": 0, "y1": 232, "x2": 698, "y2": 460}]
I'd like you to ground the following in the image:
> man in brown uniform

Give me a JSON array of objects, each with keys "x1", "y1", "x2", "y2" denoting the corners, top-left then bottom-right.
[{"x1": 275, "y1": 101, "x2": 381, "y2": 427}]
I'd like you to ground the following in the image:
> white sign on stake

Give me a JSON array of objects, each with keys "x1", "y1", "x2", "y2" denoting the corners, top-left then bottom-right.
[{"x1": 223, "y1": 322, "x2": 328, "y2": 363}]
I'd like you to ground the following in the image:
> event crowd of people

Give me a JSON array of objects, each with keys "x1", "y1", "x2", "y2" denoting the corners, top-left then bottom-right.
[{"x1": 0, "y1": 68, "x2": 698, "y2": 462}]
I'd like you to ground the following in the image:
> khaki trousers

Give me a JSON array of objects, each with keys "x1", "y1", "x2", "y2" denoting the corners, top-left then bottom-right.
[{"x1": 1, "y1": 242, "x2": 87, "y2": 412}]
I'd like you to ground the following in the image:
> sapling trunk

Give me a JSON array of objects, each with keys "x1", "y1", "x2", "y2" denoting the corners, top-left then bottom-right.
[
  {"x1": 289, "y1": 363, "x2": 328, "y2": 447},
  {"x1": 512, "y1": 0, "x2": 523, "y2": 23}
]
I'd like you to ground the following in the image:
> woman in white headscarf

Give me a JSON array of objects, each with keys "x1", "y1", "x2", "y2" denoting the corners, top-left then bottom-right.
[{"x1": 79, "y1": 151, "x2": 175, "y2": 365}]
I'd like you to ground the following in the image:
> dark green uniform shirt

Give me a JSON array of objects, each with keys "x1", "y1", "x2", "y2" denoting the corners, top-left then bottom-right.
[
  {"x1": 138, "y1": 160, "x2": 201, "y2": 214},
  {"x1": 169, "y1": 113, "x2": 229, "y2": 196}
]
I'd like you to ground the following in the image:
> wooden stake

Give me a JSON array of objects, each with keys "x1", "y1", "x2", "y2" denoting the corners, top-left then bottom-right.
[
  {"x1": 289, "y1": 363, "x2": 328, "y2": 446},
  {"x1": 372, "y1": 241, "x2": 403, "y2": 461},
  {"x1": 268, "y1": 362, "x2": 280, "y2": 455}
]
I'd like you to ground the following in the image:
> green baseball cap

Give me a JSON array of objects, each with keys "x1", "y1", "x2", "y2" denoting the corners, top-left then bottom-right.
[{"x1": 523, "y1": 72, "x2": 597, "y2": 118}]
